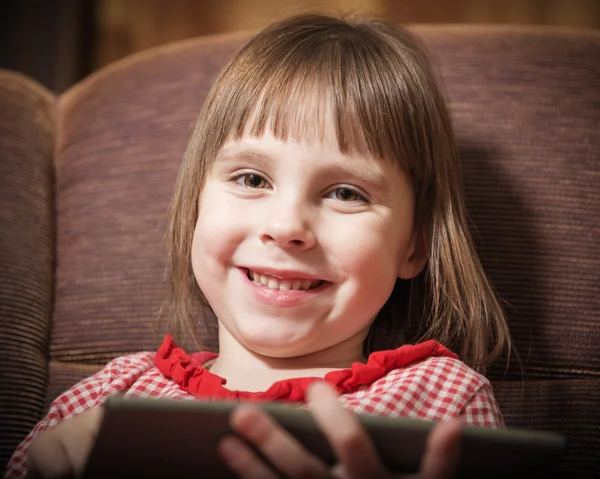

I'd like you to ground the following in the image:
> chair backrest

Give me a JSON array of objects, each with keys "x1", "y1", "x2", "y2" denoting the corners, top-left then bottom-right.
[
  {"x1": 417, "y1": 27, "x2": 600, "y2": 477},
  {"x1": 1, "y1": 25, "x2": 599, "y2": 477}
]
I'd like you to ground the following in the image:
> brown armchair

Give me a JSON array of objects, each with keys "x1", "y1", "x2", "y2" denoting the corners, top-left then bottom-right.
[{"x1": 1, "y1": 25, "x2": 599, "y2": 478}]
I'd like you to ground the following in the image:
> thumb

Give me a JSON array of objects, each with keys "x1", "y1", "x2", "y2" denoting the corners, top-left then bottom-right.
[
  {"x1": 27, "y1": 407, "x2": 103, "y2": 479},
  {"x1": 418, "y1": 419, "x2": 462, "y2": 479}
]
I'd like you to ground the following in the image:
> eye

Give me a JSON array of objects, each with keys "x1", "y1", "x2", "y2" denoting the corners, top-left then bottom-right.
[
  {"x1": 329, "y1": 187, "x2": 366, "y2": 202},
  {"x1": 236, "y1": 174, "x2": 268, "y2": 189}
]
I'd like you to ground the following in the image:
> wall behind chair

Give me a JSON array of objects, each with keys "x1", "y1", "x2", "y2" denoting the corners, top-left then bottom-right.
[
  {"x1": 94, "y1": 0, "x2": 600, "y2": 70},
  {"x1": 1, "y1": 0, "x2": 599, "y2": 92}
]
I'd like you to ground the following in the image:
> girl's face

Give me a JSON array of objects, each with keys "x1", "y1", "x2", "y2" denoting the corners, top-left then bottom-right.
[{"x1": 191, "y1": 132, "x2": 425, "y2": 361}]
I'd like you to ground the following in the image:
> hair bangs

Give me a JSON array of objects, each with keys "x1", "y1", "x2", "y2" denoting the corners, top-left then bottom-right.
[{"x1": 207, "y1": 19, "x2": 421, "y2": 176}]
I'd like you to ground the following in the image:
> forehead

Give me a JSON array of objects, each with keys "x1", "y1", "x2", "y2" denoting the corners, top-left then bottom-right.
[
  {"x1": 219, "y1": 131, "x2": 371, "y2": 167},
  {"x1": 236, "y1": 84, "x2": 340, "y2": 152}
]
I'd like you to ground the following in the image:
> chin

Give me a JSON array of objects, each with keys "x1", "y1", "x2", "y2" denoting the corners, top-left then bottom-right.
[{"x1": 240, "y1": 332, "x2": 318, "y2": 358}]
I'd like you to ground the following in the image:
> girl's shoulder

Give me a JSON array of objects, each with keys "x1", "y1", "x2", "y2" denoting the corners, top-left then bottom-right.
[
  {"x1": 50, "y1": 351, "x2": 194, "y2": 418},
  {"x1": 379, "y1": 355, "x2": 491, "y2": 398},
  {"x1": 339, "y1": 355, "x2": 501, "y2": 426},
  {"x1": 96, "y1": 350, "x2": 196, "y2": 401}
]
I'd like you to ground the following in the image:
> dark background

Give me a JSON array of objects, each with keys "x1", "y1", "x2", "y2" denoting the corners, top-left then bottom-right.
[{"x1": 1, "y1": 0, "x2": 600, "y2": 92}]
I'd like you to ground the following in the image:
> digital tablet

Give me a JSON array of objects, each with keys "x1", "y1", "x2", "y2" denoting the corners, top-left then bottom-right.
[{"x1": 81, "y1": 395, "x2": 566, "y2": 479}]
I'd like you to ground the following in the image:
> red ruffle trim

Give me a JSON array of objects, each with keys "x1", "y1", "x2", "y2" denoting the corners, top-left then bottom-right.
[{"x1": 154, "y1": 334, "x2": 457, "y2": 402}]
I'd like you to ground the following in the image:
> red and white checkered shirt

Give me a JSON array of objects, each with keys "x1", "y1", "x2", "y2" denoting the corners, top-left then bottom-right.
[{"x1": 5, "y1": 338, "x2": 502, "y2": 479}]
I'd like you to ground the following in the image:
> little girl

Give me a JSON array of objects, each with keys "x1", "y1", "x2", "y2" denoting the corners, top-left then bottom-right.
[{"x1": 6, "y1": 13, "x2": 511, "y2": 479}]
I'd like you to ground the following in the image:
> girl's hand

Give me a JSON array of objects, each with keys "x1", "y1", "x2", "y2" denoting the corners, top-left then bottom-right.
[
  {"x1": 27, "y1": 406, "x2": 103, "y2": 479},
  {"x1": 219, "y1": 382, "x2": 462, "y2": 479}
]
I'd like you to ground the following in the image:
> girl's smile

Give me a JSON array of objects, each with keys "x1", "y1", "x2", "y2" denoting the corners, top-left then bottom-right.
[{"x1": 238, "y1": 266, "x2": 331, "y2": 307}]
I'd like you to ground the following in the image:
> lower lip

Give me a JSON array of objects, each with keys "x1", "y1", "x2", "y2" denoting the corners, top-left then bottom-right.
[{"x1": 238, "y1": 268, "x2": 329, "y2": 306}]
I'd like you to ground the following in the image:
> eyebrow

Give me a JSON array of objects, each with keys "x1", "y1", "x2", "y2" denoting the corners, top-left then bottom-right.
[
  {"x1": 325, "y1": 163, "x2": 388, "y2": 189},
  {"x1": 214, "y1": 147, "x2": 277, "y2": 167}
]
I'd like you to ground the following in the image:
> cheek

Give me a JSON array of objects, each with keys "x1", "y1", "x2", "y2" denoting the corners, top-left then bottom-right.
[
  {"x1": 190, "y1": 220, "x2": 239, "y2": 301},
  {"x1": 191, "y1": 210, "x2": 240, "y2": 311},
  {"x1": 193, "y1": 196, "x2": 248, "y2": 263},
  {"x1": 333, "y1": 226, "x2": 411, "y2": 320},
  {"x1": 190, "y1": 220, "x2": 212, "y2": 287},
  {"x1": 330, "y1": 218, "x2": 408, "y2": 281},
  {"x1": 342, "y1": 243, "x2": 397, "y2": 291}
]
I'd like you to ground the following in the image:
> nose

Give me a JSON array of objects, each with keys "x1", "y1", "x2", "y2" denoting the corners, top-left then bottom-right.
[{"x1": 259, "y1": 195, "x2": 316, "y2": 250}]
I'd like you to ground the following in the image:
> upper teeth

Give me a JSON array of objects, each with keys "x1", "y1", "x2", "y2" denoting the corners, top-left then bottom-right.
[{"x1": 249, "y1": 270, "x2": 322, "y2": 291}]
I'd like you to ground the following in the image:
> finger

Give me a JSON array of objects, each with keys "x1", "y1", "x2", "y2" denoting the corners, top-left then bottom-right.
[
  {"x1": 418, "y1": 420, "x2": 462, "y2": 479},
  {"x1": 307, "y1": 381, "x2": 387, "y2": 478},
  {"x1": 218, "y1": 435, "x2": 279, "y2": 479},
  {"x1": 229, "y1": 405, "x2": 330, "y2": 478},
  {"x1": 61, "y1": 407, "x2": 103, "y2": 473},
  {"x1": 28, "y1": 429, "x2": 73, "y2": 479},
  {"x1": 27, "y1": 408, "x2": 103, "y2": 479}
]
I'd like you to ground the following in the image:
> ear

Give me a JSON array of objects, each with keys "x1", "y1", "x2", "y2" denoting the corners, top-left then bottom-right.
[{"x1": 398, "y1": 228, "x2": 429, "y2": 279}]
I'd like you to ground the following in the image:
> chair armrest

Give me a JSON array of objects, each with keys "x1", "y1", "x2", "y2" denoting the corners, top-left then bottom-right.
[{"x1": 0, "y1": 70, "x2": 56, "y2": 474}]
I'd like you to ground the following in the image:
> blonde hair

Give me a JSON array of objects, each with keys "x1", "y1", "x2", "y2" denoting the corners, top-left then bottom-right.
[{"x1": 166, "y1": 14, "x2": 510, "y2": 372}]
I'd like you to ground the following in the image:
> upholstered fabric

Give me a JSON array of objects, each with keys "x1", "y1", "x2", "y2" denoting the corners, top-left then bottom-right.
[
  {"x1": 423, "y1": 26, "x2": 600, "y2": 380},
  {"x1": 0, "y1": 26, "x2": 598, "y2": 478},
  {"x1": 51, "y1": 36, "x2": 242, "y2": 364},
  {"x1": 493, "y1": 379, "x2": 600, "y2": 476},
  {"x1": 0, "y1": 70, "x2": 55, "y2": 474}
]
